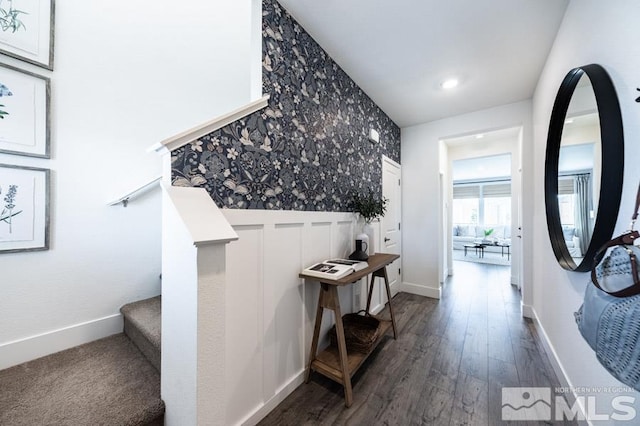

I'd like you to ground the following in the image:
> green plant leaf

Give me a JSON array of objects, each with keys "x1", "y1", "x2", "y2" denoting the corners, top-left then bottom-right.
[{"x1": 351, "y1": 190, "x2": 388, "y2": 223}]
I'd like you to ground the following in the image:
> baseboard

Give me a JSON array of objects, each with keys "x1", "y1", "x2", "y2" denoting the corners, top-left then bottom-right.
[
  {"x1": 0, "y1": 314, "x2": 123, "y2": 370},
  {"x1": 390, "y1": 279, "x2": 400, "y2": 298},
  {"x1": 521, "y1": 302, "x2": 534, "y2": 319},
  {"x1": 240, "y1": 370, "x2": 305, "y2": 425},
  {"x1": 399, "y1": 281, "x2": 441, "y2": 299},
  {"x1": 530, "y1": 307, "x2": 588, "y2": 425},
  {"x1": 510, "y1": 274, "x2": 519, "y2": 286},
  {"x1": 370, "y1": 303, "x2": 385, "y2": 315}
]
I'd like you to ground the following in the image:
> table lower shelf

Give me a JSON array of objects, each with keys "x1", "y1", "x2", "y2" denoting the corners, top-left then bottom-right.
[{"x1": 310, "y1": 319, "x2": 392, "y2": 383}]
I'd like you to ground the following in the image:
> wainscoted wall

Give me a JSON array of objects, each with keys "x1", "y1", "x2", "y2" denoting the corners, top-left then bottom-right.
[
  {"x1": 171, "y1": 0, "x2": 401, "y2": 211},
  {"x1": 166, "y1": 1, "x2": 401, "y2": 422},
  {"x1": 222, "y1": 210, "x2": 357, "y2": 425}
]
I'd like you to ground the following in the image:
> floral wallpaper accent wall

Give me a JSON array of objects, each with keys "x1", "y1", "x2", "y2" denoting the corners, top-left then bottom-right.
[{"x1": 171, "y1": 0, "x2": 400, "y2": 211}]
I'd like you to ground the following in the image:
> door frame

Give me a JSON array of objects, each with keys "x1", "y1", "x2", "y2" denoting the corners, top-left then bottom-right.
[
  {"x1": 443, "y1": 128, "x2": 522, "y2": 287},
  {"x1": 382, "y1": 154, "x2": 402, "y2": 299},
  {"x1": 354, "y1": 155, "x2": 402, "y2": 314}
]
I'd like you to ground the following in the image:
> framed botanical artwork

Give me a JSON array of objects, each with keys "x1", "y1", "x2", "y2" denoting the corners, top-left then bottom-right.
[
  {"x1": 0, "y1": 0, "x2": 54, "y2": 70},
  {"x1": 0, "y1": 62, "x2": 50, "y2": 158},
  {"x1": 0, "y1": 163, "x2": 49, "y2": 253}
]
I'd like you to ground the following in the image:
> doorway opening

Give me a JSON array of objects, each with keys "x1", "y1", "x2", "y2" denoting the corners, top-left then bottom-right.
[
  {"x1": 452, "y1": 154, "x2": 512, "y2": 267},
  {"x1": 440, "y1": 126, "x2": 522, "y2": 289}
]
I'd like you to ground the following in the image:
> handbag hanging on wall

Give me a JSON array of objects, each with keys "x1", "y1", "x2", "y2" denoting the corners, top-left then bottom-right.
[{"x1": 575, "y1": 182, "x2": 640, "y2": 391}]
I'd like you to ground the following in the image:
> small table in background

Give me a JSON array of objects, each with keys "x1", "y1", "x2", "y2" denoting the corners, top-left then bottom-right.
[
  {"x1": 463, "y1": 243, "x2": 485, "y2": 258},
  {"x1": 299, "y1": 253, "x2": 399, "y2": 407},
  {"x1": 498, "y1": 243, "x2": 511, "y2": 260}
]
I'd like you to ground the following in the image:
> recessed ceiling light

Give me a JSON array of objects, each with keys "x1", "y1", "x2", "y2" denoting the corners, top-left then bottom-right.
[
  {"x1": 476, "y1": 134, "x2": 484, "y2": 139},
  {"x1": 564, "y1": 118, "x2": 574, "y2": 124},
  {"x1": 441, "y1": 78, "x2": 459, "y2": 90}
]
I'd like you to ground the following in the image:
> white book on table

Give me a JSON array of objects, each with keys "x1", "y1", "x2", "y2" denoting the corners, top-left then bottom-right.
[{"x1": 302, "y1": 259, "x2": 369, "y2": 280}]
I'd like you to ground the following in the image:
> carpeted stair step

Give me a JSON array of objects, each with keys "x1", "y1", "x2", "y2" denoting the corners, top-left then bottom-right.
[
  {"x1": 0, "y1": 333, "x2": 164, "y2": 426},
  {"x1": 120, "y1": 296, "x2": 161, "y2": 371}
]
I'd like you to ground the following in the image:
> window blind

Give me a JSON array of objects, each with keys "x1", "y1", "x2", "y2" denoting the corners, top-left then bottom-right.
[
  {"x1": 453, "y1": 182, "x2": 511, "y2": 198},
  {"x1": 453, "y1": 185, "x2": 480, "y2": 199},
  {"x1": 558, "y1": 177, "x2": 574, "y2": 195},
  {"x1": 482, "y1": 183, "x2": 511, "y2": 198}
]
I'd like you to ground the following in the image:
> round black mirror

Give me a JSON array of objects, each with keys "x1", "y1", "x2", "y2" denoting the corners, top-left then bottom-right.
[{"x1": 545, "y1": 64, "x2": 624, "y2": 272}]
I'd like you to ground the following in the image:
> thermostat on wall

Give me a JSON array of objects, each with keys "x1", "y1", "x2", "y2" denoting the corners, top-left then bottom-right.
[{"x1": 368, "y1": 129, "x2": 379, "y2": 143}]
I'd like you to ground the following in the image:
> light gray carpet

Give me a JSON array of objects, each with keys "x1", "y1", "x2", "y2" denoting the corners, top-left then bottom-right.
[
  {"x1": 121, "y1": 296, "x2": 161, "y2": 371},
  {"x1": 0, "y1": 334, "x2": 164, "y2": 426},
  {"x1": 452, "y1": 248, "x2": 511, "y2": 266}
]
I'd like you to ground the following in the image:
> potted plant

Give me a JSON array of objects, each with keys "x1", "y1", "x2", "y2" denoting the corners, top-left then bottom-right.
[
  {"x1": 352, "y1": 190, "x2": 388, "y2": 223},
  {"x1": 482, "y1": 228, "x2": 494, "y2": 244},
  {"x1": 351, "y1": 190, "x2": 388, "y2": 254}
]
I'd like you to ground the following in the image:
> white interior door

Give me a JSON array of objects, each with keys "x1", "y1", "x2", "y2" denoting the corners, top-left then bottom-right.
[{"x1": 382, "y1": 156, "x2": 402, "y2": 300}]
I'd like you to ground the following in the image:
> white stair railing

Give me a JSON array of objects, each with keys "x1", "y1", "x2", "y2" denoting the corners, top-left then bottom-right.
[{"x1": 108, "y1": 176, "x2": 162, "y2": 207}]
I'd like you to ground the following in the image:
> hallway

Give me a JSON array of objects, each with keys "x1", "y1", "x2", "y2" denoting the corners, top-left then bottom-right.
[{"x1": 260, "y1": 261, "x2": 574, "y2": 425}]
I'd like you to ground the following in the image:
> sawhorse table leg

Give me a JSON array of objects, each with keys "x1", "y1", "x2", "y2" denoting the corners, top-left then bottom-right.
[
  {"x1": 364, "y1": 266, "x2": 397, "y2": 339},
  {"x1": 305, "y1": 283, "x2": 353, "y2": 406}
]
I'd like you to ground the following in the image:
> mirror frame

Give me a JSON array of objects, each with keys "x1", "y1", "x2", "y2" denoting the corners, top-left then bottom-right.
[{"x1": 545, "y1": 64, "x2": 624, "y2": 272}]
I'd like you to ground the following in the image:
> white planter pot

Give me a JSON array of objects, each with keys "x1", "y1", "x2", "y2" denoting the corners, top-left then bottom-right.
[{"x1": 362, "y1": 222, "x2": 375, "y2": 255}]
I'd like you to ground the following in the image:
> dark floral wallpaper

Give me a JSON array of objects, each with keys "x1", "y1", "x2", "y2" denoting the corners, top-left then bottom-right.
[{"x1": 171, "y1": 0, "x2": 401, "y2": 211}]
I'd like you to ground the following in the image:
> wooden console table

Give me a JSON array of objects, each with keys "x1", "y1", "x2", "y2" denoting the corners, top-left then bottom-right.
[{"x1": 299, "y1": 253, "x2": 400, "y2": 407}]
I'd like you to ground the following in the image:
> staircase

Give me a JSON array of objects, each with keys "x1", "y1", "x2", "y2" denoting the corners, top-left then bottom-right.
[
  {"x1": 121, "y1": 296, "x2": 161, "y2": 372},
  {"x1": 0, "y1": 296, "x2": 163, "y2": 426}
]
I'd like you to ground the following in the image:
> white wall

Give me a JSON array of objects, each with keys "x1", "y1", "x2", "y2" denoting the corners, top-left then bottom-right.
[
  {"x1": 0, "y1": 0, "x2": 260, "y2": 367},
  {"x1": 531, "y1": 0, "x2": 640, "y2": 419},
  {"x1": 401, "y1": 100, "x2": 533, "y2": 301}
]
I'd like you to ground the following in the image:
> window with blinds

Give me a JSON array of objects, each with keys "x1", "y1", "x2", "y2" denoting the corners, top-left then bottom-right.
[
  {"x1": 452, "y1": 185, "x2": 480, "y2": 199},
  {"x1": 453, "y1": 180, "x2": 512, "y2": 226},
  {"x1": 482, "y1": 183, "x2": 510, "y2": 198},
  {"x1": 558, "y1": 177, "x2": 575, "y2": 195},
  {"x1": 453, "y1": 182, "x2": 511, "y2": 199}
]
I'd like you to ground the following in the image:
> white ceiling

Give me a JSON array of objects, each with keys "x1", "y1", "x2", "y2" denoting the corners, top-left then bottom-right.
[{"x1": 276, "y1": 0, "x2": 569, "y2": 128}]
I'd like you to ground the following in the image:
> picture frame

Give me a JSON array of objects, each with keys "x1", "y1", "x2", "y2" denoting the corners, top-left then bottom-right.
[
  {"x1": 0, "y1": 62, "x2": 50, "y2": 158},
  {"x1": 0, "y1": 0, "x2": 55, "y2": 70},
  {"x1": 0, "y1": 163, "x2": 49, "y2": 253}
]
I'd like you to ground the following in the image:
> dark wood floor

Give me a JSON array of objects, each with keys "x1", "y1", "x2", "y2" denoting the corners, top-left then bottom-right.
[{"x1": 260, "y1": 261, "x2": 575, "y2": 425}]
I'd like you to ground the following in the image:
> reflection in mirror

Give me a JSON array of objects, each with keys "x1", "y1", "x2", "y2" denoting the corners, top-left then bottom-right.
[
  {"x1": 545, "y1": 64, "x2": 623, "y2": 272},
  {"x1": 557, "y1": 73, "x2": 601, "y2": 266}
]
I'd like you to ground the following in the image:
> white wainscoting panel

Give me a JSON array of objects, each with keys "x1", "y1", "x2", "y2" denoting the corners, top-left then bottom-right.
[
  {"x1": 266, "y1": 223, "x2": 304, "y2": 401},
  {"x1": 221, "y1": 210, "x2": 356, "y2": 425},
  {"x1": 225, "y1": 225, "x2": 265, "y2": 425},
  {"x1": 303, "y1": 222, "x2": 332, "y2": 363}
]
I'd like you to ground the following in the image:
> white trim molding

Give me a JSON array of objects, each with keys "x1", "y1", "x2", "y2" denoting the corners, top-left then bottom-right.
[
  {"x1": 239, "y1": 371, "x2": 305, "y2": 426},
  {"x1": 150, "y1": 95, "x2": 270, "y2": 154},
  {"x1": 162, "y1": 184, "x2": 238, "y2": 246},
  {"x1": 529, "y1": 307, "x2": 588, "y2": 425},
  {"x1": 521, "y1": 302, "x2": 534, "y2": 319},
  {"x1": 399, "y1": 281, "x2": 441, "y2": 299},
  {"x1": 0, "y1": 314, "x2": 123, "y2": 370}
]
